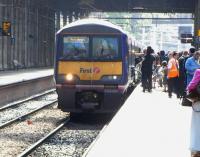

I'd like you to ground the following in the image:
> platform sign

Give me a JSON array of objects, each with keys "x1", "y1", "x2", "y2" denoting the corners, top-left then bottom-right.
[
  {"x1": 2, "y1": 21, "x2": 11, "y2": 36},
  {"x1": 179, "y1": 26, "x2": 193, "y2": 44},
  {"x1": 181, "y1": 38, "x2": 193, "y2": 43},
  {"x1": 180, "y1": 34, "x2": 193, "y2": 38},
  {"x1": 178, "y1": 26, "x2": 192, "y2": 38}
]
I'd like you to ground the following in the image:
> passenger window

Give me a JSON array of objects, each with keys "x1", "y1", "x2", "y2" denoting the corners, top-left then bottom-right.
[
  {"x1": 92, "y1": 37, "x2": 119, "y2": 59},
  {"x1": 62, "y1": 36, "x2": 89, "y2": 59}
]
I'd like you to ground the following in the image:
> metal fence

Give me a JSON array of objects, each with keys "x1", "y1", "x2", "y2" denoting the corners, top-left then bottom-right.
[{"x1": 0, "y1": 0, "x2": 55, "y2": 71}]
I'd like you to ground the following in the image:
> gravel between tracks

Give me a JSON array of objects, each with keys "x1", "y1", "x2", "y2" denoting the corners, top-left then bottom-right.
[
  {"x1": 0, "y1": 104, "x2": 68, "y2": 157},
  {"x1": 0, "y1": 93, "x2": 57, "y2": 125},
  {"x1": 0, "y1": 92, "x2": 111, "y2": 157},
  {"x1": 28, "y1": 122, "x2": 102, "y2": 157}
]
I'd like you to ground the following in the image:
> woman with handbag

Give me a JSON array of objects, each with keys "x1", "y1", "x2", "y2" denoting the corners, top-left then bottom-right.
[{"x1": 188, "y1": 69, "x2": 200, "y2": 157}]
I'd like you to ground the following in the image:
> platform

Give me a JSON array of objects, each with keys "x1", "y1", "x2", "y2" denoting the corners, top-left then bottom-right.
[
  {"x1": 0, "y1": 68, "x2": 53, "y2": 87},
  {"x1": 0, "y1": 68, "x2": 54, "y2": 106},
  {"x1": 84, "y1": 85, "x2": 192, "y2": 157}
]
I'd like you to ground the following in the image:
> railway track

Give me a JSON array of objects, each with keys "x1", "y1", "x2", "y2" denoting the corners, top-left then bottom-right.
[
  {"x1": 0, "y1": 92, "x2": 68, "y2": 157},
  {"x1": 0, "y1": 89, "x2": 57, "y2": 129},
  {"x1": 0, "y1": 100, "x2": 57, "y2": 129},
  {"x1": 18, "y1": 118, "x2": 70, "y2": 157},
  {"x1": 0, "y1": 89, "x2": 56, "y2": 112},
  {"x1": 0, "y1": 88, "x2": 121, "y2": 157},
  {"x1": 0, "y1": 92, "x2": 111, "y2": 157},
  {"x1": 21, "y1": 114, "x2": 112, "y2": 157}
]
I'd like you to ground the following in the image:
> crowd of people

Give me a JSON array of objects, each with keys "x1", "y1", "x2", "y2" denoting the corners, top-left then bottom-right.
[
  {"x1": 140, "y1": 47, "x2": 200, "y2": 98},
  {"x1": 137, "y1": 46, "x2": 200, "y2": 157}
]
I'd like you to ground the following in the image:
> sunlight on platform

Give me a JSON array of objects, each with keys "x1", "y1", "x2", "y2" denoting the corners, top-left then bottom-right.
[{"x1": 86, "y1": 85, "x2": 192, "y2": 157}]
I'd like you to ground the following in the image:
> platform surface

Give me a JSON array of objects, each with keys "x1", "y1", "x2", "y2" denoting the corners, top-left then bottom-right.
[
  {"x1": 85, "y1": 85, "x2": 192, "y2": 157},
  {"x1": 0, "y1": 68, "x2": 53, "y2": 86}
]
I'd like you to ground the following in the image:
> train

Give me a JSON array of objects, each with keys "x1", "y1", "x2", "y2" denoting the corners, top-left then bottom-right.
[{"x1": 55, "y1": 19, "x2": 141, "y2": 114}]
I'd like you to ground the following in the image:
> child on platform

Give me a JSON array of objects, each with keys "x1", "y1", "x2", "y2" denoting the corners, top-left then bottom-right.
[{"x1": 158, "y1": 61, "x2": 168, "y2": 92}]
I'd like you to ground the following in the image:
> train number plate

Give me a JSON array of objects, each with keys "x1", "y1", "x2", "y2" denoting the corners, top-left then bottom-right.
[{"x1": 81, "y1": 102, "x2": 99, "y2": 110}]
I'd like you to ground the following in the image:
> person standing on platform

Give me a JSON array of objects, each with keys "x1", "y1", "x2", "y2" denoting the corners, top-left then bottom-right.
[
  {"x1": 167, "y1": 51, "x2": 180, "y2": 98},
  {"x1": 187, "y1": 69, "x2": 200, "y2": 157},
  {"x1": 178, "y1": 50, "x2": 189, "y2": 97},
  {"x1": 189, "y1": 48, "x2": 196, "y2": 58},
  {"x1": 185, "y1": 51, "x2": 200, "y2": 86},
  {"x1": 159, "y1": 50, "x2": 167, "y2": 63},
  {"x1": 141, "y1": 46, "x2": 155, "y2": 92}
]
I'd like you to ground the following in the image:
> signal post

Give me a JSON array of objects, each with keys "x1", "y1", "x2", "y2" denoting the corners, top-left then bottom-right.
[{"x1": 2, "y1": 21, "x2": 11, "y2": 36}]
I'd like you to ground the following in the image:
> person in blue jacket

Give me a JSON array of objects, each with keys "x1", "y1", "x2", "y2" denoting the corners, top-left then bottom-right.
[{"x1": 185, "y1": 51, "x2": 200, "y2": 86}]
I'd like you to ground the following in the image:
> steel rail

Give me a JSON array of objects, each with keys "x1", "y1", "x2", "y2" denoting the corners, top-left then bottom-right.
[
  {"x1": 18, "y1": 118, "x2": 70, "y2": 157},
  {"x1": 0, "y1": 89, "x2": 56, "y2": 112},
  {"x1": 0, "y1": 100, "x2": 57, "y2": 129}
]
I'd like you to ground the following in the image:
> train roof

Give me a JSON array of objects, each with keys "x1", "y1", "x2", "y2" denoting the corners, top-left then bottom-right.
[{"x1": 57, "y1": 18, "x2": 126, "y2": 35}]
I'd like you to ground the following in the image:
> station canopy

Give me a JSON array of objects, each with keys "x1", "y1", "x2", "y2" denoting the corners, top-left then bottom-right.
[{"x1": 50, "y1": 0, "x2": 195, "y2": 13}]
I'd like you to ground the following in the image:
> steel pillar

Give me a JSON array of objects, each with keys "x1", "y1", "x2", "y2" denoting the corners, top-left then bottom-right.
[
  {"x1": 63, "y1": 12, "x2": 67, "y2": 26},
  {"x1": 56, "y1": 11, "x2": 61, "y2": 31},
  {"x1": 194, "y1": 0, "x2": 200, "y2": 49},
  {"x1": 68, "y1": 12, "x2": 73, "y2": 23}
]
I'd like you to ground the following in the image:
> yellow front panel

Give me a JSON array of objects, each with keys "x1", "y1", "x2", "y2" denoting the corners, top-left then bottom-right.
[{"x1": 58, "y1": 61, "x2": 122, "y2": 80}]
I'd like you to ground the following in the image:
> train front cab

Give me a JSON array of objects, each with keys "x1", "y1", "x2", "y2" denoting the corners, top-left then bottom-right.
[{"x1": 55, "y1": 20, "x2": 132, "y2": 113}]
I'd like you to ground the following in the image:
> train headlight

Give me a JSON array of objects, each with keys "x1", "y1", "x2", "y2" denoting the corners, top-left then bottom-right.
[
  {"x1": 65, "y1": 73, "x2": 73, "y2": 81},
  {"x1": 93, "y1": 93, "x2": 98, "y2": 98},
  {"x1": 113, "y1": 75, "x2": 117, "y2": 80},
  {"x1": 101, "y1": 75, "x2": 121, "y2": 81}
]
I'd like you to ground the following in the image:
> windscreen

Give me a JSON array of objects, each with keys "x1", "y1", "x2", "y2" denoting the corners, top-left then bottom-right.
[
  {"x1": 92, "y1": 37, "x2": 119, "y2": 59},
  {"x1": 62, "y1": 36, "x2": 89, "y2": 59},
  {"x1": 61, "y1": 36, "x2": 120, "y2": 60}
]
